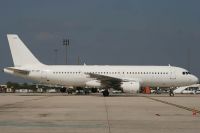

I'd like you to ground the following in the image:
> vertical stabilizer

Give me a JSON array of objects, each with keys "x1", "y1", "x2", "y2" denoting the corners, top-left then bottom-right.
[{"x1": 7, "y1": 34, "x2": 43, "y2": 67}]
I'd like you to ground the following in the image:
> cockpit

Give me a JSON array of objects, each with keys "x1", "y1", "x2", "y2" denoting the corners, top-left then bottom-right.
[{"x1": 182, "y1": 71, "x2": 191, "y2": 75}]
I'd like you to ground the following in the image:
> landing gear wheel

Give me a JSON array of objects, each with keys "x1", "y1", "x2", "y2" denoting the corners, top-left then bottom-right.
[
  {"x1": 169, "y1": 92, "x2": 174, "y2": 97},
  {"x1": 169, "y1": 88, "x2": 174, "y2": 97},
  {"x1": 103, "y1": 89, "x2": 109, "y2": 97},
  {"x1": 60, "y1": 88, "x2": 66, "y2": 93}
]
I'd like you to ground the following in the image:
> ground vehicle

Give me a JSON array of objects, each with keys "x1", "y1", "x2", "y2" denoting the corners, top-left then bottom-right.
[
  {"x1": 195, "y1": 89, "x2": 200, "y2": 94},
  {"x1": 181, "y1": 87, "x2": 197, "y2": 94}
]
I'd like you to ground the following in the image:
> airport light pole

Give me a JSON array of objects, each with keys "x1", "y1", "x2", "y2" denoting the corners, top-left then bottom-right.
[{"x1": 63, "y1": 39, "x2": 70, "y2": 65}]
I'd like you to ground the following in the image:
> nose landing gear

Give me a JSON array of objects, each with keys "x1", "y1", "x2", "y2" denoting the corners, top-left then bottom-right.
[{"x1": 169, "y1": 88, "x2": 174, "y2": 97}]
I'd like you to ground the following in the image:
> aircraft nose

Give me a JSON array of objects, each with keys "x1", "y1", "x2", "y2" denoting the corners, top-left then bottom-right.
[{"x1": 192, "y1": 75, "x2": 199, "y2": 84}]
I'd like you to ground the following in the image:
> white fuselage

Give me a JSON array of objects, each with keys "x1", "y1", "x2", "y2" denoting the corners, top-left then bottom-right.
[{"x1": 4, "y1": 65, "x2": 198, "y2": 88}]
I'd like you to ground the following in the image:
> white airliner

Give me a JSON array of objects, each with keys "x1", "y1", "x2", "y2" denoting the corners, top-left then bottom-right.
[{"x1": 4, "y1": 34, "x2": 199, "y2": 96}]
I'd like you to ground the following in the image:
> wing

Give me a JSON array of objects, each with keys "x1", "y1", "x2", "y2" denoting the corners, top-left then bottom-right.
[{"x1": 87, "y1": 73, "x2": 136, "y2": 90}]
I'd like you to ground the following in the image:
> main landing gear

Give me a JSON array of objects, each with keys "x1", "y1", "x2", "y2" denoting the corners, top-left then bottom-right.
[
  {"x1": 103, "y1": 89, "x2": 109, "y2": 97},
  {"x1": 169, "y1": 88, "x2": 174, "y2": 97},
  {"x1": 60, "y1": 87, "x2": 66, "y2": 93}
]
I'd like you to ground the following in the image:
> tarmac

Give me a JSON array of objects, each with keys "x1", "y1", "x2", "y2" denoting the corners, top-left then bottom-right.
[{"x1": 0, "y1": 93, "x2": 199, "y2": 133}]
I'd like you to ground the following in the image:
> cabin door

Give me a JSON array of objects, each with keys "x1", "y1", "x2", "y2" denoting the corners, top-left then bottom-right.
[{"x1": 170, "y1": 70, "x2": 176, "y2": 79}]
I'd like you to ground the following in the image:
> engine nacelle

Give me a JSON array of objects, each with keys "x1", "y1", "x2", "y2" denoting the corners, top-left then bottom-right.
[
  {"x1": 121, "y1": 82, "x2": 140, "y2": 93},
  {"x1": 86, "y1": 80, "x2": 101, "y2": 88}
]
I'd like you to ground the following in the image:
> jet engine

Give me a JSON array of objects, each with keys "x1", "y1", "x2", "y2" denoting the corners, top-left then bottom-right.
[{"x1": 121, "y1": 82, "x2": 140, "y2": 93}]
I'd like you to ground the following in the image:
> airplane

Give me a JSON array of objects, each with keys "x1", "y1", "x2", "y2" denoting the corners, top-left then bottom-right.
[{"x1": 3, "y1": 34, "x2": 199, "y2": 96}]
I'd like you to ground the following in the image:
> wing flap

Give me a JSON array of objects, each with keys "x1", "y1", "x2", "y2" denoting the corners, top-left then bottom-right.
[{"x1": 87, "y1": 73, "x2": 122, "y2": 89}]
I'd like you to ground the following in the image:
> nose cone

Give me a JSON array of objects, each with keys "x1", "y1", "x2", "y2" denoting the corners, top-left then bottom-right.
[{"x1": 191, "y1": 75, "x2": 199, "y2": 84}]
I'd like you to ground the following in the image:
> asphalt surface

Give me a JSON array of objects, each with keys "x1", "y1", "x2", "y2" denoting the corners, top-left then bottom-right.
[{"x1": 0, "y1": 93, "x2": 199, "y2": 133}]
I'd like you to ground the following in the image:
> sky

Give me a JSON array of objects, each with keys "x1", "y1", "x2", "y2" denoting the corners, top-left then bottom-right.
[{"x1": 0, "y1": 0, "x2": 200, "y2": 83}]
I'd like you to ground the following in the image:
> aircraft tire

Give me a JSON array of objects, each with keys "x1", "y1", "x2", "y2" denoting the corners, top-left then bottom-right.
[
  {"x1": 60, "y1": 88, "x2": 66, "y2": 93},
  {"x1": 103, "y1": 89, "x2": 109, "y2": 97}
]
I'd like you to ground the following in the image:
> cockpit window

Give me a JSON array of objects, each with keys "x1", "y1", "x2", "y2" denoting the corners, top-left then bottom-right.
[
  {"x1": 186, "y1": 72, "x2": 190, "y2": 74},
  {"x1": 182, "y1": 71, "x2": 190, "y2": 75}
]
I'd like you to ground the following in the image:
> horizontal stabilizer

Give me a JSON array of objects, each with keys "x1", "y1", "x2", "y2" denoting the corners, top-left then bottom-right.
[{"x1": 4, "y1": 67, "x2": 30, "y2": 75}]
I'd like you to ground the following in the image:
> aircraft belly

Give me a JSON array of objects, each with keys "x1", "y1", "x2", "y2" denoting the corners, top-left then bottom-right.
[{"x1": 59, "y1": 76, "x2": 88, "y2": 86}]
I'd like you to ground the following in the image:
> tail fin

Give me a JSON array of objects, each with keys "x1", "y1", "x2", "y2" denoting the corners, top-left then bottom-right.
[{"x1": 7, "y1": 34, "x2": 43, "y2": 67}]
